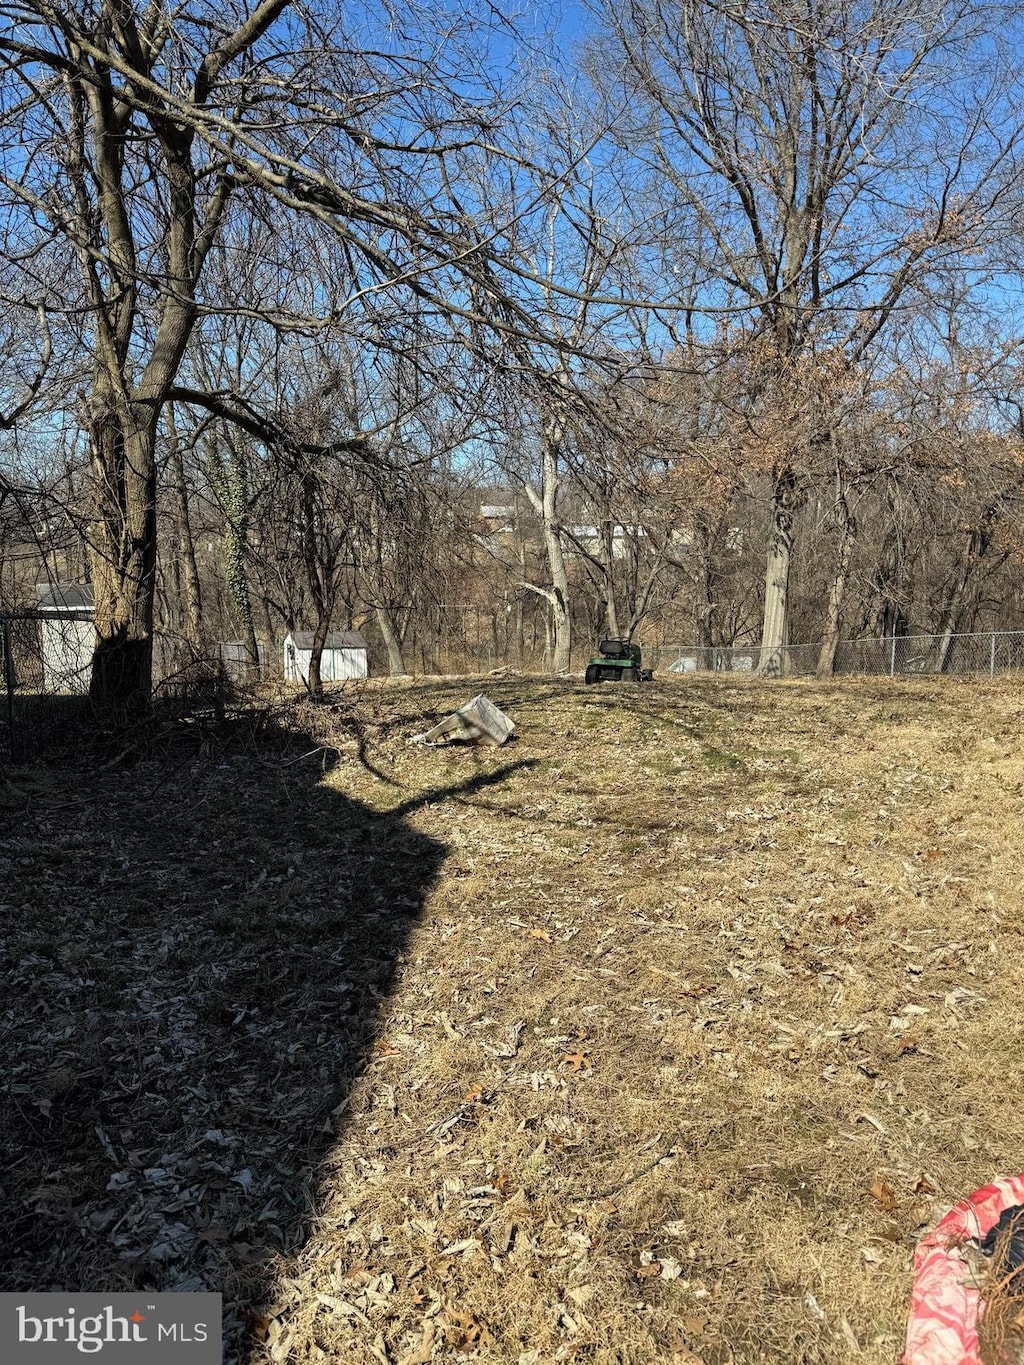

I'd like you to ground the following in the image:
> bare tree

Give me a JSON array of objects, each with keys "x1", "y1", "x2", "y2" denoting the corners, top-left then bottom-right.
[
  {"x1": 0, "y1": 0, "x2": 296, "y2": 707},
  {"x1": 594, "y1": 0, "x2": 1022, "y2": 672},
  {"x1": 0, "y1": 0, "x2": 595, "y2": 707},
  {"x1": 491, "y1": 113, "x2": 648, "y2": 672}
]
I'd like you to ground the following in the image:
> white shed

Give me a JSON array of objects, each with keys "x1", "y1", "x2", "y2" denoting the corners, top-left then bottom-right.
[
  {"x1": 36, "y1": 583, "x2": 94, "y2": 693},
  {"x1": 284, "y1": 630, "x2": 368, "y2": 683}
]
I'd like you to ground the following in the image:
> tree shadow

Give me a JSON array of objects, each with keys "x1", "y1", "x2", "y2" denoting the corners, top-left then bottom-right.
[{"x1": 0, "y1": 720, "x2": 534, "y2": 1360}]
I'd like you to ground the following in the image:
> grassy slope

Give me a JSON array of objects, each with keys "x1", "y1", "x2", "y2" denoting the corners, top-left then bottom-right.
[
  {"x1": 3, "y1": 674, "x2": 1023, "y2": 1364},
  {"x1": 304, "y1": 675, "x2": 1024, "y2": 1365}
]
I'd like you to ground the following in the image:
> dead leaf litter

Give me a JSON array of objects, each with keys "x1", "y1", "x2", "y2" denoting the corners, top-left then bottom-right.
[{"x1": 2, "y1": 674, "x2": 1023, "y2": 1364}]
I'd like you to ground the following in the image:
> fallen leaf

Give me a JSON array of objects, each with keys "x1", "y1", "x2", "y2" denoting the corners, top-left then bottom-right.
[
  {"x1": 443, "y1": 1304, "x2": 492, "y2": 1349},
  {"x1": 397, "y1": 1319, "x2": 435, "y2": 1365},
  {"x1": 439, "y1": 1237, "x2": 483, "y2": 1257},
  {"x1": 869, "y1": 1176, "x2": 899, "y2": 1213},
  {"x1": 636, "y1": 1261, "x2": 662, "y2": 1279},
  {"x1": 563, "y1": 1050, "x2": 592, "y2": 1072},
  {"x1": 269, "y1": 1326, "x2": 293, "y2": 1363},
  {"x1": 528, "y1": 928, "x2": 552, "y2": 943},
  {"x1": 248, "y1": 1312, "x2": 275, "y2": 1342},
  {"x1": 856, "y1": 1111, "x2": 887, "y2": 1134},
  {"x1": 839, "y1": 1315, "x2": 861, "y2": 1352}
]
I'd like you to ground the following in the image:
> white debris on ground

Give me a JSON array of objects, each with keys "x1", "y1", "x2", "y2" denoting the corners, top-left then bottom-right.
[{"x1": 409, "y1": 694, "x2": 515, "y2": 747}]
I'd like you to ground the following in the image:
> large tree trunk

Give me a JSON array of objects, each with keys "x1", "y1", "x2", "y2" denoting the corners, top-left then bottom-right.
[
  {"x1": 58, "y1": 7, "x2": 277, "y2": 712},
  {"x1": 88, "y1": 396, "x2": 158, "y2": 712},
  {"x1": 377, "y1": 606, "x2": 408, "y2": 675},
  {"x1": 515, "y1": 517, "x2": 527, "y2": 666},
  {"x1": 518, "y1": 395, "x2": 572, "y2": 674},
  {"x1": 758, "y1": 466, "x2": 799, "y2": 677},
  {"x1": 816, "y1": 469, "x2": 857, "y2": 678}
]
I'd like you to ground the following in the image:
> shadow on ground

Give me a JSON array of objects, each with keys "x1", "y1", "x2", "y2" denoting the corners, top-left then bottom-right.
[{"x1": 0, "y1": 719, "x2": 529, "y2": 1360}]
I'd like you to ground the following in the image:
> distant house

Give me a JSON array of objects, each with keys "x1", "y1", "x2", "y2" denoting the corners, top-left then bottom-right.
[
  {"x1": 668, "y1": 526, "x2": 743, "y2": 553},
  {"x1": 283, "y1": 631, "x2": 368, "y2": 684},
  {"x1": 567, "y1": 525, "x2": 649, "y2": 560}
]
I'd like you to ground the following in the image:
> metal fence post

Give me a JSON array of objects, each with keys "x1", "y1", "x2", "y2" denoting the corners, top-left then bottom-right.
[
  {"x1": 889, "y1": 635, "x2": 896, "y2": 676},
  {"x1": 990, "y1": 632, "x2": 997, "y2": 678}
]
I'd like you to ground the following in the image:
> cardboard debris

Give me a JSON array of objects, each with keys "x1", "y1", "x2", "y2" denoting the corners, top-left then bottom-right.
[{"x1": 411, "y1": 694, "x2": 515, "y2": 747}]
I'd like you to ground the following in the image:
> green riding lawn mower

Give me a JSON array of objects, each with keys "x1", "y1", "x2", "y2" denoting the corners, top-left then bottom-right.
[{"x1": 584, "y1": 638, "x2": 655, "y2": 684}]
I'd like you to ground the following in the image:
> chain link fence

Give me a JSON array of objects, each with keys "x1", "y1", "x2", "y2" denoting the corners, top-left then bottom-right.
[
  {"x1": 0, "y1": 612, "x2": 268, "y2": 763},
  {"x1": 0, "y1": 611, "x2": 93, "y2": 764},
  {"x1": 657, "y1": 630, "x2": 1024, "y2": 677},
  {"x1": 6, "y1": 612, "x2": 1024, "y2": 764}
]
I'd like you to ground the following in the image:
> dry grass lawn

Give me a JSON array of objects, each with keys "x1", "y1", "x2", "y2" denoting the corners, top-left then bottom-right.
[{"x1": 3, "y1": 673, "x2": 1024, "y2": 1364}]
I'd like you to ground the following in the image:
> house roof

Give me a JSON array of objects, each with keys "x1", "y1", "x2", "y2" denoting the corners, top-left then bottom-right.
[
  {"x1": 286, "y1": 631, "x2": 367, "y2": 651},
  {"x1": 35, "y1": 582, "x2": 94, "y2": 613}
]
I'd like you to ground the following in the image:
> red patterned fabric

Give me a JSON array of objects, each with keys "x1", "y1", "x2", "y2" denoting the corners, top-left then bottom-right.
[{"x1": 901, "y1": 1175, "x2": 1024, "y2": 1365}]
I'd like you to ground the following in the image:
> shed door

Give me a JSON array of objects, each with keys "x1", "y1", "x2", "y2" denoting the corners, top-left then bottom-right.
[{"x1": 322, "y1": 648, "x2": 366, "y2": 681}]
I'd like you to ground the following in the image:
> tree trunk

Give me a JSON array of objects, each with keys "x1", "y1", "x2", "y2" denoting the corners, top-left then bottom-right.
[
  {"x1": 515, "y1": 519, "x2": 527, "y2": 666},
  {"x1": 307, "y1": 613, "x2": 329, "y2": 699},
  {"x1": 377, "y1": 606, "x2": 407, "y2": 675},
  {"x1": 694, "y1": 517, "x2": 717, "y2": 652},
  {"x1": 543, "y1": 526, "x2": 571, "y2": 670},
  {"x1": 931, "y1": 504, "x2": 1001, "y2": 671},
  {"x1": 87, "y1": 397, "x2": 158, "y2": 712},
  {"x1": 758, "y1": 466, "x2": 799, "y2": 677},
  {"x1": 862, "y1": 497, "x2": 911, "y2": 643},
  {"x1": 166, "y1": 409, "x2": 204, "y2": 647},
  {"x1": 518, "y1": 397, "x2": 572, "y2": 674},
  {"x1": 219, "y1": 435, "x2": 259, "y2": 671},
  {"x1": 816, "y1": 469, "x2": 857, "y2": 678},
  {"x1": 600, "y1": 518, "x2": 621, "y2": 638},
  {"x1": 540, "y1": 416, "x2": 571, "y2": 673}
]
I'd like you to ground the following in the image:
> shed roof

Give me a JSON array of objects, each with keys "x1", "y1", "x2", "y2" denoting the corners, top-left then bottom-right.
[
  {"x1": 35, "y1": 582, "x2": 94, "y2": 613},
  {"x1": 286, "y1": 631, "x2": 367, "y2": 651}
]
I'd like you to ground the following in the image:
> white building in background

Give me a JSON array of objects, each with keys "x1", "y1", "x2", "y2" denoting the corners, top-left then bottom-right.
[
  {"x1": 567, "y1": 525, "x2": 649, "y2": 559},
  {"x1": 36, "y1": 583, "x2": 94, "y2": 693},
  {"x1": 283, "y1": 630, "x2": 369, "y2": 683}
]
